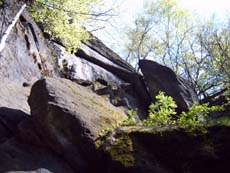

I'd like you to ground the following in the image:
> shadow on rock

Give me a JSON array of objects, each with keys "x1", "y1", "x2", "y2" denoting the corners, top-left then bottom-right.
[{"x1": 0, "y1": 107, "x2": 29, "y2": 143}]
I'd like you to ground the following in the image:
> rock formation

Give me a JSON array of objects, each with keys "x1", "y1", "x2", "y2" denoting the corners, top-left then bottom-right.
[
  {"x1": 101, "y1": 125, "x2": 230, "y2": 173},
  {"x1": 0, "y1": 1, "x2": 229, "y2": 173},
  {"x1": 139, "y1": 60, "x2": 198, "y2": 113},
  {"x1": 0, "y1": 2, "x2": 57, "y2": 84}
]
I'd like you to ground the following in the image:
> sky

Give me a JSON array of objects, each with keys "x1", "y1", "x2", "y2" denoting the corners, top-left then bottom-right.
[
  {"x1": 179, "y1": 0, "x2": 230, "y2": 17},
  {"x1": 92, "y1": 0, "x2": 230, "y2": 57}
]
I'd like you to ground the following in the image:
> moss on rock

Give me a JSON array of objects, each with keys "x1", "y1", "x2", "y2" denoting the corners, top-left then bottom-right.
[
  {"x1": 99, "y1": 124, "x2": 230, "y2": 173},
  {"x1": 106, "y1": 134, "x2": 135, "y2": 167}
]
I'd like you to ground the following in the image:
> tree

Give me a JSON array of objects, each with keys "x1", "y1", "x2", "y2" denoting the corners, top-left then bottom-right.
[
  {"x1": 197, "y1": 20, "x2": 230, "y2": 100},
  {"x1": 125, "y1": 0, "x2": 193, "y2": 72},
  {"x1": 29, "y1": 0, "x2": 110, "y2": 52},
  {"x1": 125, "y1": 0, "x2": 230, "y2": 100}
]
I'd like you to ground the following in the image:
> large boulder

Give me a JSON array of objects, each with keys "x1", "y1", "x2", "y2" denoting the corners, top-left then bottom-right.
[
  {"x1": 28, "y1": 77, "x2": 127, "y2": 172},
  {"x1": 139, "y1": 60, "x2": 198, "y2": 112}
]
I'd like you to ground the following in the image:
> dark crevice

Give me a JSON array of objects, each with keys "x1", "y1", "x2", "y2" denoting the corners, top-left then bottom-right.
[{"x1": 37, "y1": 63, "x2": 42, "y2": 70}]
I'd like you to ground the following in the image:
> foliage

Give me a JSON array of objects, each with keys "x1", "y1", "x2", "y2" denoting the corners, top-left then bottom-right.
[
  {"x1": 178, "y1": 102, "x2": 224, "y2": 126},
  {"x1": 198, "y1": 23, "x2": 230, "y2": 94},
  {"x1": 124, "y1": 0, "x2": 230, "y2": 100},
  {"x1": 125, "y1": 0, "x2": 192, "y2": 70},
  {"x1": 122, "y1": 109, "x2": 138, "y2": 126},
  {"x1": 29, "y1": 0, "x2": 101, "y2": 52},
  {"x1": 143, "y1": 91, "x2": 177, "y2": 126},
  {"x1": 142, "y1": 92, "x2": 223, "y2": 127}
]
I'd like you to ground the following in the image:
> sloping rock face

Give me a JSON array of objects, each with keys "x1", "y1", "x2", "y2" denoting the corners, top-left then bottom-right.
[
  {"x1": 28, "y1": 77, "x2": 127, "y2": 172},
  {"x1": 0, "y1": 81, "x2": 31, "y2": 114},
  {"x1": 52, "y1": 42, "x2": 124, "y2": 85},
  {"x1": 102, "y1": 125, "x2": 230, "y2": 173},
  {"x1": 139, "y1": 60, "x2": 198, "y2": 112},
  {"x1": 77, "y1": 43, "x2": 151, "y2": 109},
  {"x1": 0, "y1": 0, "x2": 57, "y2": 84},
  {"x1": 83, "y1": 33, "x2": 134, "y2": 72},
  {"x1": 0, "y1": 3, "x2": 69, "y2": 171},
  {"x1": 51, "y1": 41, "x2": 151, "y2": 118},
  {"x1": 1, "y1": 1, "x2": 229, "y2": 173},
  {"x1": 0, "y1": 81, "x2": 31, "y2": 145}
]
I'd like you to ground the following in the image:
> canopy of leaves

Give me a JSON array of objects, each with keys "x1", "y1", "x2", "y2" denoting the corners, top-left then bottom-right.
[
  {"x1": 29, "y1": 0, "x2": 101, "y2": 52},
  {"x1": 125, "y1": 0, "x2": 230, "y2": 100}
]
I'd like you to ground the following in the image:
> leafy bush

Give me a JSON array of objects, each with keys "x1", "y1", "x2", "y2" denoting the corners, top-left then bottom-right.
[
  {"x1": 178, "y1": 103, "x2": 223, "y2": 126},
  {"x1": 143, "y1": 92, "x2": 223, "y2": 127},
  {"x1": 143, "y1": 91, "x2": 177, "y2": 126}
]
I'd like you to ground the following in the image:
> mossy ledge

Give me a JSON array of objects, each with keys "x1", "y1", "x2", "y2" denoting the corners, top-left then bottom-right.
[{"x1": 97, "y1": 124, "x2": 230, "y2": 173}]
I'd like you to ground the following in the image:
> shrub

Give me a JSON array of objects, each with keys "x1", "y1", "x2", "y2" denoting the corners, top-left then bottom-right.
[
  {"x1": 143, "y1": 91, "x2": 177, "y2": 126},
  {"x1": 143, "y1": 92, "x2": 223, "y2": 127},
  {"x1": 178, "y1": 102, "x2": 223, "y2": 126}
]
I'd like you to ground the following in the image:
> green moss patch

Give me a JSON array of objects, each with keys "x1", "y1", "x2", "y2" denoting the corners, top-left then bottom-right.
[{"x1": 106, "y1": 134, "x2": 135, "y2": 167}]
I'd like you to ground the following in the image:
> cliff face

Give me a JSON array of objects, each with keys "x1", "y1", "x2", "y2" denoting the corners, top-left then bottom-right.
[
  {"x1": 0, "y1": 2, "x2": 148, "y2": 172},
  {"x1": 0, "y1": 1, "x2": 57, "y2": 84},
  {"x1": 0, "y1": 1, "x2": 229, "y2": 173}
]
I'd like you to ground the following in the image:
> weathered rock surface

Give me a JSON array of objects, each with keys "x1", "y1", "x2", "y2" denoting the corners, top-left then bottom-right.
[
  {"x1": 102, "y1": 125, "x2": 230, "y2": 173},
  {"x1": 51, "y1": 41, "x2": 151, "y2": 118},
  {"x1": 139, "y1": 60, "x2": 198, "y2": 112},
  {"x1": 28, "y1": 77, "x2": 127, "y2": 172},
  {"x1": 52, "y1": 42, "x2": 124, "y2": 85},
  {"x1": 83, "y1": 34, "x2": 134, "y2": 72},
  {"x1": 0, "y1": 82, "x2": 75, "y2": 173},
  {"x1": 76, "y1": 43, "x2": 151, "y2": 116},
  {"x1": 0, "y1": 81, "x2": 30, "y2": 143},
  {"x1": 0, "y1": 81, "x2": 31, "y2": 114},
  {"x1": 0, "y1": 1, "x2": 229, "y2": 173},
  {"x1": 0, "y1": 0, "x2": 57, "y2": 83}
]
